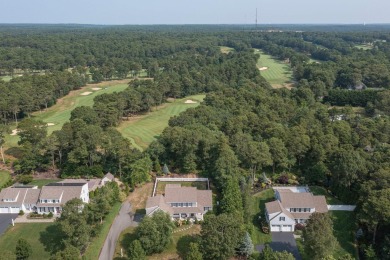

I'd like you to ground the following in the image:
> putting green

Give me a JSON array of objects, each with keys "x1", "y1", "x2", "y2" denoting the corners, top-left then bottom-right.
[
  {"x1": 117, "y1": 94, "x2": 205, "y2": 150},
  {"x1": 255, "y1": 49, "x2": 293, "y2": 88}
]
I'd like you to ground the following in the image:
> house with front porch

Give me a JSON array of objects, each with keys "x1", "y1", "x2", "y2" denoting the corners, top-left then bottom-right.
[
  {"x1": 36, "y1": 182, "x2": 89, "y2": 214},
  {"x1": 265, "y1": 187, "x2": 328, "y2": 232},
  {"x1": 146, "y1": 184, "x2": 212, "y2": 220}
]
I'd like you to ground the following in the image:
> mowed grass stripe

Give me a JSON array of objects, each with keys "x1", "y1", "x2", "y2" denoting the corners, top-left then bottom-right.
[
  {"x1": 117, "y1": 94, "x2": 205, "y2": 150},
  {"x1": 255, "y1": 49, "x2": 293, "y2": 87}
]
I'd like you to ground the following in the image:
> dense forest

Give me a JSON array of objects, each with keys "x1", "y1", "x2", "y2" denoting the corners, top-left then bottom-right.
[{"x1": 1, "y1": 25, "x2": 390, "y2": 259}]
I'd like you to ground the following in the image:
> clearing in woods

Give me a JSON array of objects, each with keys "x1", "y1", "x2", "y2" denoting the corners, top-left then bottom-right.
[
  {"x1": 4, "y1": 79, "x2": 131, "y2": 148},
  {"x1": 255, "y1": 49, "x2": 294, "y2": 89},
  {"x1": 220, "y1": 46, "x2": 235, "y2": 54},
  {"x1": 117, "y1": 94, "x2": 205, "y2": 150}
]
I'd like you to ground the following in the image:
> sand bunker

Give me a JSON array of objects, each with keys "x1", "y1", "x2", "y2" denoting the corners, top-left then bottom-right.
[
  {"x1": 80, "y1": 92, "x2": 93, "y2": 96},
  {"x1": 185, "y1": 100, "x2": 197, "y2": 104},
  {"x1": 91, "y1": 88, "x2": 102, "y2": 91},
  {"x1": 47, "y1": 123, "x2": 55, "y2": 126},
  {"x1": 259, "y1": 67, "x2": 268, "y2": 71},
  {"x1": 10, "y1": 129, "x2": 19, "y2": 136}
]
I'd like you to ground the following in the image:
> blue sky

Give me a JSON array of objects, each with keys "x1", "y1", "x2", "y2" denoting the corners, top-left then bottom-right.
[{"x1": 1, "y1": 0, "x2": 389, "y2": 24}]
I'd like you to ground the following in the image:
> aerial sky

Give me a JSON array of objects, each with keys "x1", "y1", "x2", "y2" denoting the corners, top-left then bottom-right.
[{"x1": 1, "y1": 0, "x2": 389, "y2": 25}]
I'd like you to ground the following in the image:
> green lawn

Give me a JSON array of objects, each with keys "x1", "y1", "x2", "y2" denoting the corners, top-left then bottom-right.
[
  {"x1": 249, "y1": 189, "x2": 274, "y2": 245},
  {"x1": 0, "y1": 75, "x2": 13, "y2": 82},
  {"x1": 331, "y1": 211, "x2": 358, "y2": 258},
  {"x1": 254, "y1": 49, "x2": 293, "y2": 88},
  {"x1": 114, "y1": 224, "x2": 201, "y2": 260},
  {"x1": 4, "y1": 81, "x2": 130, "y2": 148},
  {"x1": 0, "y1": 223, "x2": 59, "y2": 259},
  {"x1": 28, "y1": 179, "x2": 60, "y2": 188},
  {"x1": 156, "y1": 181, "x2": 208, "y2": 195},
  {"x1": 0, "y1": 170, "x2": 11, "y2": 188},
  {"x1": 84, "y1": 202, "x2": 122, "y2": 259},
  {"x1": 117, "y1": 94, "x2": 205, "y2": 150}
]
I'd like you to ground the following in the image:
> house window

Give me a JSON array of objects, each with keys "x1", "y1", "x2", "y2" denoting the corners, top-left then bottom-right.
[
  {"x1": 279, "y1": 217, "x2": 285, "y2": 221},
  {"x1": 298, "y1": 208, "x2": 302, "y2": 212}
]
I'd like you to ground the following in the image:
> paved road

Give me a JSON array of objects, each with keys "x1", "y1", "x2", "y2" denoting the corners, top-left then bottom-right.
[
  {"x1": 0, "y1": 214, "x2": 18, "y2": 236},
  {"x1": 99, "y1": 201, "x2": 137, "y2": 260},
  {"x1": 270, "y1": 232, "x2": 301, "y2": 260}
]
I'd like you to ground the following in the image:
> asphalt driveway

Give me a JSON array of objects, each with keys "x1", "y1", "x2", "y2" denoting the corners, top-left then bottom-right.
[
  {"x1": 0, "y1": 214, "x2": 18, "y2": 236},
  {"x1": 270, "y1": 232, "x2": 301, "y2": 260},
  {"x1": 99, "y1": 201, "x2": 136, "y2": 260}
]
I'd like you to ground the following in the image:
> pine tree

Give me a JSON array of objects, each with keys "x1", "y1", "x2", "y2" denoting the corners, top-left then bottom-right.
[
  {"x1": 185, "y1": 242, "x2": 203, "y2": 260},
  {"x1": 128, "y1": 240, "x2": 146, "y2": 260},
  {"x1": 237, "y1": 232, "x2": 254, "y2": 257},
  {"x1": 15, "y1": 238, "x2": 32, "y2": 260},
  {"x1": 303, "y1": 213, "x2": 338, "y2": 260},
  {"x1": 163, "y1": 163, "x2": 170, "y2": 175}
]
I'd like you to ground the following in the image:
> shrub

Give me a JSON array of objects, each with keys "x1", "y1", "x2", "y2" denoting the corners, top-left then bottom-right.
[
  {"x1": 295, "y1": 223, "x2": 305, "y2": 231},
  {"x1": 18, "y1": 210, "x2": 24, "y2": 216},
  {"x1": 15, "y1": 174, "x2": 33, "y2": 185},
  {"x1": 277, "y1": 174, "x2": 289, "y2": 184},
  {"x1": 47, "y1": 212, "x2": 54, "y2": 218}
]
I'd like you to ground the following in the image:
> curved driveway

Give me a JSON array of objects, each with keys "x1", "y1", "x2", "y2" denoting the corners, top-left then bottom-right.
[{"x1": 99, "y1": 201, "x2": 133, "y2": 260}]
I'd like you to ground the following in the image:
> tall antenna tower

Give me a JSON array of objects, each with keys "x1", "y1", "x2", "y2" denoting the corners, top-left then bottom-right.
[{"x1": 256, "y1": 8, "x2": 258, "y2": 28}]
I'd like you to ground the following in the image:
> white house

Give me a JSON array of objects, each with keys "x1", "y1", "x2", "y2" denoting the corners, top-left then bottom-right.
[
  {"x1": 0, "y1": 186, "x2": 40, "y2": 213},
  {"x1": 265, "y1": 187, "x2": 328, "y2": 232},
  {"x1": 146, "y1": 184, "x2": 212, "y2": 221},
  {"x1": 36, "y1": 182, "x2": 89, "y2": 214}
]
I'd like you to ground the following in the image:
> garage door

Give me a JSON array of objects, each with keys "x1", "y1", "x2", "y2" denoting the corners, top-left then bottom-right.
[
  {"x1": 271, "y1": 225, "x2": 281, "y2": 232},
  {"x1": 10, "y1": 207, "x2": 20, "y2": 213},
  {"x1": 282, "y1": 225, "x2": 292, "y2": 232},
  {"x1": 0, "y1": 207, "x2": 9, "y2": 213}
]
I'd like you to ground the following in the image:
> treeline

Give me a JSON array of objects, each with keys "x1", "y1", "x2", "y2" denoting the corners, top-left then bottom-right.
[
  {"x1": 0, "y1": 70, "x2": 88, "y2": 123},
  {"x1": 91, "y1": 50, "x2": 263, "y2": 127},
  {"x1": 324, "y1": 89, "x2": 380, "y2": 107},
  {"x1": 148, "y1": 83, "x2": 390, "y2": 258}
]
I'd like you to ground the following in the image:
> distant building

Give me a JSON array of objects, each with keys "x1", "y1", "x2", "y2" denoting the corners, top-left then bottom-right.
[{"x1": 146, "y1": 184, "x2": 212, "y2": 220}]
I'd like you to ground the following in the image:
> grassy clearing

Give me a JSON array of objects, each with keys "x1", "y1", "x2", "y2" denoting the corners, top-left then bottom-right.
[
  {"x1": 0, "y1": 170, "x2": 11, "y2": 187},
  {"x1": 0, "y1": 223, "x2": 58, "y2": 259},
  {"x1": 128, "y1": 182, "x2": 154, "y2": 214},
  {"x1": 114, "y1": 224, "x2": 201, "y2": 260},
  {"x1": 0, "y1": 75, "x2": 13, "y2": 82},
  {"x1": 254, "y1": 49, "x2": 293, "y2": 88},
  {"x1": 4, "y1": 80, "x2": 130, "y2": 149},
  {"x1": 84, "y1": 202, "x2": 122, "y2": 260},
  {"x1": 220, "y1": 46, "x2": 235, "y2": 54},
  {"x1": 249, "y1": 189, "x2": 274, "y2": 245},
  {"x1": 117, "y1": 94, "x2": 205, "y2": 150},
  {"x1": 156, "y1": 181, "x2": 208, "y2": 195},
  {"x1": 355, "y1": 44, "x2": 373, "y2": 50},
  {"x1": 331, "y1": 211, "x2": 357, "y2": 258},
  {"x1": 28, "y1": 179, "x2": 60, "y2": 188}
]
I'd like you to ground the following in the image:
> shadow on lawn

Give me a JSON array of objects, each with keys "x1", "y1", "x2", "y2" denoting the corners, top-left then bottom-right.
[
  {"x1": 176, "y1": 234, "x2": 201, "y2": 259},
  {"x1": 39, "y1": 224, "x2": 64, "y2": 254},
  {"x1": 120, "y1": 231, "x2": 138, "y2": 256}
]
